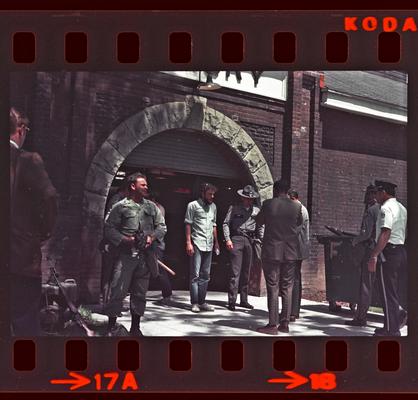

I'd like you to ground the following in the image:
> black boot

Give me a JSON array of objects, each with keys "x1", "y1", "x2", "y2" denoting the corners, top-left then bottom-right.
[{"x1": 130, "y1": 313, "x2": 144, "y2": 337}]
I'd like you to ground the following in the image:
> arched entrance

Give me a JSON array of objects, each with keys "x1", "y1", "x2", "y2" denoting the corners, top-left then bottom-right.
[{"x1": 81, "y1": 95, "x2": 274, "y2": 301}]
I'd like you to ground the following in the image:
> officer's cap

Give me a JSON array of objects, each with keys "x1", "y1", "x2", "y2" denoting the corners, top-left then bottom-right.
[
  {"x1": 237, "y1": 185, "x2": 259, "y2": 199},
  {"x1": 375, "y1": 180, "x2": 397, "y2": 195}
]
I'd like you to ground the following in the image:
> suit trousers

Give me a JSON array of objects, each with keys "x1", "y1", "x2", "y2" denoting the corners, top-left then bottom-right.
[
  {"x1": 263, "y1": 260, "x2": 297, "y2": 325},
  {"x1": 356, "y1": 247, "x2": 377, "y2": 322},
  {"x1": 291, "y1": 260, "x2": 302, "y2": 318},
  {"x1": 377, "y1": 245, "x2": 406, "y2": 334},
  {"x1": 103, "y1": 251, "x2": 150, "y2": 318},
  {"x1": 228, "y1": 235, "x2": 253, "y2": 305}
]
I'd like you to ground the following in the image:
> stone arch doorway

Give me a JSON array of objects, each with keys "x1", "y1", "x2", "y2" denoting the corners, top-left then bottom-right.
[{"x1": 81, "y1": 95, "x2": 274, "y2": 302}]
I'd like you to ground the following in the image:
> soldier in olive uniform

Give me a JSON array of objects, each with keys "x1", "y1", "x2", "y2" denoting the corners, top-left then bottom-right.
[
  {"x1": 223, "y1": 185, "x2": 264, "y2": 311},
  {"x1": 103, "y1": 172, "x2": 167, "y2": 336},
  {"x1": 345, "y1": 184, "x2": 381, "y2": 327}
]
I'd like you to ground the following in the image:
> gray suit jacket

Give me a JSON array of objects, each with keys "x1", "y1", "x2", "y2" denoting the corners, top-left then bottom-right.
[{"x1": 256, "y1": 196, "x2": 302, "y2": 262}]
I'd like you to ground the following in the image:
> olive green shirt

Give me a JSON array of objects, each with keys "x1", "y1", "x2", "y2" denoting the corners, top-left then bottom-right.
[{"x1": 104, "y1": 197, "x2": 167, "y2": 247}]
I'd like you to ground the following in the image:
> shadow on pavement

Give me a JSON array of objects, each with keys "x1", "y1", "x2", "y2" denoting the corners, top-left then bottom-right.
[{"x1": 301, "y1": 304, "x2": 383, "y2": 322}]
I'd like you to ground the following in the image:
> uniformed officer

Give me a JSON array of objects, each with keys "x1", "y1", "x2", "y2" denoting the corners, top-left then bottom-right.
[
  {"x1": 223, "y1": 185, "x2": 264, "y2": 311},
  {"x1": 103, "y1": 172, "x2": 167, "y2": 336},
  {"x1": 345, "y1": 184, "x2": 381, "y2": 327},
  {"x1": 368, "y1": 180, "x2": 407, "y2": 336}
]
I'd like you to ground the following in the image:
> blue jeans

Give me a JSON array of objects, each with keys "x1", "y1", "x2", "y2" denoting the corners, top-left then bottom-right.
[{"x1": 190, "y1": 246, "x2": 212, "y2": 305}]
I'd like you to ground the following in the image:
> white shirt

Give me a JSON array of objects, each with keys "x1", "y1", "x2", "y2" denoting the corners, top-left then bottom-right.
[{"x1": 376, "y1": 197, "x2": 407, "y2": 245}]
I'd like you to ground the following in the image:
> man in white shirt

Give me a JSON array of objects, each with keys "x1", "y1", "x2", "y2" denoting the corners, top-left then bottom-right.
[
  {"x1": 288, "y1": 189, "x2": 310, "y2": 322},
  {"x1": 368, "y1": 180, "x2": 407, "y2": 336}
]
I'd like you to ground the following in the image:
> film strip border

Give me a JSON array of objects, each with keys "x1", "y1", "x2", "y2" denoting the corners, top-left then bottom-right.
[
  {"x1": 1, "y1": 10, "x2": 418, "y2": 393},
  {"x1": 1, "y1": 336, "x2": 414, "y2": 392},
  {"x1": 9, "y1": 30, "x2": 406, "y2": 65},
  {"x1": 1, "y1": 11, "x2": 418, "y2": 69}
]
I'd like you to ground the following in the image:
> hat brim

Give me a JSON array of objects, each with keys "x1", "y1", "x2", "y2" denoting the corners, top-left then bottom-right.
[{"x1": 237, "y1": 189, "x2": 259, "y2": 199}]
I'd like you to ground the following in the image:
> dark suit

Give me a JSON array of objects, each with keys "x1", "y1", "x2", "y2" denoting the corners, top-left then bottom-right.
[
  {"x1": 256, "y1": 196, "x2": 302, "y2": 325},
  {"x1": 10, "y1": 144, "x2": 58, "y2": 335}
]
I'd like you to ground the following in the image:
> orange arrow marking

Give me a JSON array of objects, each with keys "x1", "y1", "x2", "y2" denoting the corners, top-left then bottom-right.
[
  {"x1": 268, "y1": 371, "x2": 309, "y2": 389},
  {"x1": 51, "y1": 372, "x2": 91, "y2": 390}
]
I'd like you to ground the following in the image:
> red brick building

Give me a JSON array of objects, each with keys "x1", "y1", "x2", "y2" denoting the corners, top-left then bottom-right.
[{"x1": 10, "y1": 70, "x2": 407, "y2": 303}]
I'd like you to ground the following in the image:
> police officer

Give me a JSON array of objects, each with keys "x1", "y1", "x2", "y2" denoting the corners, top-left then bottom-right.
[
  {"x1": 368, "y1": 180, "x2": 407, "y2": 336},
  {"x1": 103, "y1": 172, "x2": 167, "y2": 336},
  {"x1": 345, "y1": 184, "x2": 381, "y2": 327},
  {"x1": 223, "y1": 185, "x2": 264, "y2": 311}
]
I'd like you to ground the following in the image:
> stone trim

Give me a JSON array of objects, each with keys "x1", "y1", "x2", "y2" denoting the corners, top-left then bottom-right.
[{"x1": 83, "y1": 95, "x2": 273, "y2": 223}]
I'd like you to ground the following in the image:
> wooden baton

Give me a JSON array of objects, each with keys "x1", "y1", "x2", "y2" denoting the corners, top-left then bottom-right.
[{"x1": 157, "y1": 259, "x2": 176, "y2": 276}]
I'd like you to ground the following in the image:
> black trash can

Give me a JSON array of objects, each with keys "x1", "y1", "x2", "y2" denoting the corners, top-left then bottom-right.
[{"x1": 317, "y1": 235, "x2": 364, "y2": 305}]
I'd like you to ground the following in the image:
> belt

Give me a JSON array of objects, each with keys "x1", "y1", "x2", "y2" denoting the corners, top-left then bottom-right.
[
  {"x1": 385, "y1": 243, "x2": 404, "y2": 249},
  {"x1": 233, "y1": 231, "x2": 256, "y2": 238}
]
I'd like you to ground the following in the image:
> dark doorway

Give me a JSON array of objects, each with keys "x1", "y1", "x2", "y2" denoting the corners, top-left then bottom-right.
[{"x1": 105, "y1": 130, "x2": 256, "y2": 294}]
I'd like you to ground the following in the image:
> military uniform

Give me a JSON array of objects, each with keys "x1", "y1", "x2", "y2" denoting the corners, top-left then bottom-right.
[
  {"x1": 350, "y1": 201, "x2": 381, "y2": 324},
  {"x1": 223, "y1": 204, "x2": 264, "y2": 306},
  {"x1": 103, "y1": 197, "x2": 167, "y2": 318}
]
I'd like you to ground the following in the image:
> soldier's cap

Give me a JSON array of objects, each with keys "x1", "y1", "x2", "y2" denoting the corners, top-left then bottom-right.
[
  {"x1": 375, "y1": 180, "x2": 397, "y2": 194},
  {"x1": 237, "y1": 185, "x2": 259, "y2": 199}
]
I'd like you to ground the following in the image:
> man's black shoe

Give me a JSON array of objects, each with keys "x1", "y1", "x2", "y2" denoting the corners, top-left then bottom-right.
[
  {"x1": 256, "y1": 324, "x2": 278, "y2": 335},
  {"x1": 399, "y1": 309, "x2": 408, "y2": 329},
  {"x1": 289, "y1": 315, "x2": 297, "y2": 322},
  {"x1": 278, "y1": 322, "x2": 289, "y2": 333},
  {"x1": 345, "y1": 319, "x2": 367, "y2": 327},
  {"x1": 129, "y1": 328, "x2": 144, "y2": 337},
  {"x1": 239, "y1": 302, "x2": 254, "y2": 309},
  {"x1": 227, "y1": 304, "x2": 236, "y2": 311},
  {"x1": 373, "y1": 329, "x2": 401, "y2": 337}
]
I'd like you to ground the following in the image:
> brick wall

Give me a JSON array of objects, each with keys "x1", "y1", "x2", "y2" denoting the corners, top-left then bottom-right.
[
  {"x1": 322, "y1": 108, "x2": 407, "y2": 161},
  {"x1": 305, "y1": 106, "x2": 406, "y2": 299}
]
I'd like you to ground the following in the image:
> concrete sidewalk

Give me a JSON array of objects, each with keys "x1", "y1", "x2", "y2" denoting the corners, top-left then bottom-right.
[{"x1": 113, "y1": 291, "x2": 407, "y2": 337}]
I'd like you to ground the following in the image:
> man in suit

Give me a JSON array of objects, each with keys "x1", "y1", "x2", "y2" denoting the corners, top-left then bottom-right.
[
  {"x1": 10, "y1": 107, "x2": 58, "y2": 336},
  {"x1": 288, "y1": 189, "x2": 310, "y2": 322},
  {"x1": 255, "y1": 179, "x2": 302, "y2": 335}
]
